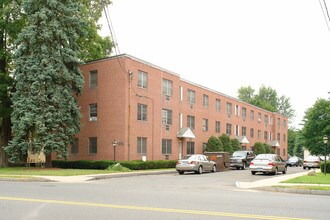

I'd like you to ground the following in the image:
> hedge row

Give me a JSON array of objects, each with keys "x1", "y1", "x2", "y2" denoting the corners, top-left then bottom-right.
[
  {"x1": 52, "y1": 160, "x2": 177, "y2": 170},
  {"x1": 320, "y1": 161, "x2": 330, "y2": 174}
]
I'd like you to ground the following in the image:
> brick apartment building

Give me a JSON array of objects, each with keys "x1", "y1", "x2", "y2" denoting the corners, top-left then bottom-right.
[{"x1": 69, "y1": 54, "x2": 288, "y2": 162}]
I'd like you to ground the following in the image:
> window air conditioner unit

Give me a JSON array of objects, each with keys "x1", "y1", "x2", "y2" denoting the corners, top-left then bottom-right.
[
  {"x1": 165, "y1": 124, "x2": 170, "y2": 131},
  {"x1": 90, "y1": 117, "x2": 97, "y2": 121},
  {"x1": 165, "y1": 95, "x2": 170, "y2": 101}
]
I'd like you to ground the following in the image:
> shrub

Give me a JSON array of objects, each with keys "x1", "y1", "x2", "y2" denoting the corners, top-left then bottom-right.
[
  {"x1": 320, "y1": 161, "x2": 330, "y2": 174},
  {"x1": 253, "y1": 142, "x2": 266, "y2": 155},
  {"x1": 204, "y1": 136, "x2": 222, "y2": 152},
  {"x1": 52, "y1": 160, "x2": 176, "y2": 170},
  {"x1": 106, "y1": 163, "x2": 132, "y2": 172}
]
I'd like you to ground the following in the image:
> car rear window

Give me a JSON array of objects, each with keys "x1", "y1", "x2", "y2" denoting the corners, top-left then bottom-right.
[{"x1": 255, "y1": 154, "x2": 273, "y2": 160}]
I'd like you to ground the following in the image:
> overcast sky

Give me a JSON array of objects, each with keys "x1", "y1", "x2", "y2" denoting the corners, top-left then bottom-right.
[{"x1": 99, "y1": 0, "x2": 330, "y2": 129}]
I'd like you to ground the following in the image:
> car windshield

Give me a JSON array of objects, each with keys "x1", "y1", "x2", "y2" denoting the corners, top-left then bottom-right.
[
  {"x1": 306, "y1": 156, "x2": 319, "y2": 161},
  {"x1": 232, "y1": 151, "x2": 247, "y2": 157},
  {"x1": 182, "y1": 155, "x2": 198, "y2": 160},
  {"x1": 255, "y1": 154, "x2": 273, "y2": 160},
  {"x1": 288, "y1": 157, "x2": 298, "y2": 161}
]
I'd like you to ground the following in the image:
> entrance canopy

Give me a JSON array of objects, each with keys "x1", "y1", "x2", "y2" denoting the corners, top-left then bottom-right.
[
  {"x1": 177, "y1": 127, "x2": 195, "y2": 139},
  {"x1": 236, "y1": 136, "x2": 250, "y2": 144},
  {"x1": 268, "y1": 140, "x2": 280, "y2": 147}
]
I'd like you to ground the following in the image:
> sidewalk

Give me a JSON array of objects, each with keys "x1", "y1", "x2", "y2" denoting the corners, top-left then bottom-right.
[
  {"x1": 33, "y1": 169, "x2": 177, "y2": 183},
  {"x1": 236, "y1": 170, "x2": 330, "y2": 196}
]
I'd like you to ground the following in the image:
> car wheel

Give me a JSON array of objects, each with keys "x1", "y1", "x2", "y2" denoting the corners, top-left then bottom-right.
[
  {"x1": 251, "y1": 171, "x2": 256, "y2": 175},
  {"x1": 178, "y1": 171, "x2": 184, "y2": 175},
  {"x1": 283, "y1": 167, "x2": 287, "y2": 174},
  {"x1": 303, "y1": 166, "x2": 306, "y2": 169},
  {"x1": 242, "y1": 162, "x2": 246, "y2": 170},
  {"x1": 197, "y1": 166, "x2": 203, "y2": 174},
  {"x1": 211, "y1": 165, "x2": 216, "y2": 173},
  {"x1": 274, "y1": 168, "x2": 278, "y2": 175}
]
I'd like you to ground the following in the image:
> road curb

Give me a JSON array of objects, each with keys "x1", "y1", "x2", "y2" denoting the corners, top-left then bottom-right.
[
  {"x1": 256, "y1": 186, "x2": 330, "y2": 196},
  {"x1": 89, "y1": 170, "x2": 177, "y2": 181}
]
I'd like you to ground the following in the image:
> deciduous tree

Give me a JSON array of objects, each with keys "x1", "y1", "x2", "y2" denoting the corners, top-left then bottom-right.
[{"x1": 301, "y1": 99, "x2": 330, "y2": 156}]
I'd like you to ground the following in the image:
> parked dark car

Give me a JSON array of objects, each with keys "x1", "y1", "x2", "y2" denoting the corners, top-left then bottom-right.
[
  {"x1": 286, "y1": 156, "x2": 303, "y2": 167},
  {"x1": 230, "y1": 150, "x2": 255, "y2": 170}
]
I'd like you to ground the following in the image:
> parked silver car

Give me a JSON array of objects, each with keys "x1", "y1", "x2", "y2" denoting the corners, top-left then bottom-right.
[
  {"x1": 250, "y1": 154, "x2": 287, "y2": 175},
  {"x1": 303, "y1": 156, "x2": 321, "y2": 169},
  {"x1": 176, "y1": 154, "x2": 216, "y2": 175}
]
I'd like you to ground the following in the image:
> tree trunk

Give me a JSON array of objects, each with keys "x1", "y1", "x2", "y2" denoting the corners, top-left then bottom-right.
[
  {"x1": 45, "y1": 154, "x2": 52, "y2": 168},
  {"x1": 0, "y1": 117, "x2": 10, "y2": 167}
]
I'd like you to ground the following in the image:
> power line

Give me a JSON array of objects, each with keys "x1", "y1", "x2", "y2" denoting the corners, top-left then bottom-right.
[
  {"x1": 319, "y1": 0, "x2": 330, "y2": 33},
  {"x1": 101, "y1": 0, "x2": 128, "y2": 74}
]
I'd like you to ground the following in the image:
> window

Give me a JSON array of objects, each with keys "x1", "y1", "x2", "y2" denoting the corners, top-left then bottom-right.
[
  {"x1": 264, "y1": 115, "x2": 269, "y2": 125},
  {"x1": 283, "y1": 119, "x2": 287, "y2": 127},
  {"x1": 216, "y1": 99, "x2": 221, "y2": 111},
  {"x1": 277, "y1": 133, "x2": 280, "y2": 142},
  {"x1": 180, "y1": 86, "x2": 183, "y2": 101},
  {"x1": 258, "y1": 113, "x2": 261, "y2": 123},
  {"x1": 226, "y1": 102, "x2": 232, "y2": 116},
  {"x1": 89, "y1": 70, "x2": 98, "y2": 88},
  {"x1": 283, "y1": 134, "x2": 286, "y2": 142},
  {"x1": 187, "y1": 115, "x2": 195, "y2": 130},
  {"x1": 89, "y1": 137, "x2": 97, "y2": 154},
  {"x1": 242, "y1": 127, "x2": 247, "y2": 136},
  {"x1": 277, "y1": 118, "x2": 281, "y2": 128},
  {"x1": 270, "y1": 116, "x2": 273, "y2": 125},
  {"x1": 138, "y1": 70, "x2": 148, "y2": 89},
  {"x1": 264, "y1": 131, "x2": 268, "y2": 140},
  {"x1": 137, "y1": 137, "x2": 147, "y2": 154},
  {"x1": 187, "y1": 89, "x2": 196, "y2": 104},
  {"x1": 250, "y1": 110, "x2": 254, "y2": 120},
  {"x1": 203, "y1": 94, "x2": 209, "y2": 107},
  {"x1": 70, "y1": 138, "x2": 78, "y2": 154},
  {"x1": 162, "y1": 139, "x2": 172, "y2": 154},
  {"x1": 162, "y1": 79, "x2": 173, "y2": 96},
  {"x1": 258, "y1": 130, "x2": 261, "y2": 139},
  {"x1": 270, "y1": 132, "x2": 272, "y2": 140},
  {"x1": 187, "y1": 142, "x2": 195, "y2": 154},
  {"x1": 137, "y1": 104, "x2": 147, "y2": 121},
  {"x1": 235, "y1": 105, "x2": 240, "y2": 116},
  {"x1": 226, "y1": 123, "x2": 232, "y2": 135},
  {"x1": 250, "y1": 128, "x2": 254, "y2": 138},
  {"x1": 235, "y1": 125, "x2": 239, "y2": 136},
  {"x1": 242, "y1": 107, "x2": 247, "y2": 119},
  {"x1": 162, "y1": 109, "x2": 172, "y2": 125},
  {"x1": 89, "y1": 104, "x2": 97, "y2": 121},
  {"x1": 202, "y1": 118, "x2": 208, "y2": 131},
  {"x1": 215, "y1": 121, "x2": 221, "y2": 133}
]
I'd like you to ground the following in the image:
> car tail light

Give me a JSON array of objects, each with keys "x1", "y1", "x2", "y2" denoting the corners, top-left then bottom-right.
[
  {"x1": 176, "y1": 161, "x2": 180, "y2": 164},
  {"x1": 250, "y1": 161, "x2": 254, "y2": 165},
  {"x1": 188, "y1": 161, "x2": 197, "y2": 164},
  {"x1": 268, "y1": 162, "x2": 275, "y2": 166},
  {"x1": 304, "y1": 161, "x2": 307, "y2": 163}
]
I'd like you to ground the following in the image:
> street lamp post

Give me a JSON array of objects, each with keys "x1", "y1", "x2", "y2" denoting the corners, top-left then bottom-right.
[
  {"x1": 113, "y1": 140, "x2": 117, "y2": 163},
  {"x1": 323, "y1": 135, "x2": 328, "y2": 176}
]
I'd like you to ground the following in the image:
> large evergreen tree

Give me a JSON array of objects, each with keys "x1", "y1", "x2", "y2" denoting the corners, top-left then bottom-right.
[
  {"x1": 1, "y1": 0, "x2": 112, "y2": 166},
  {"x1": 5, "y1": 0, "x2": 85, "y2": 162}
]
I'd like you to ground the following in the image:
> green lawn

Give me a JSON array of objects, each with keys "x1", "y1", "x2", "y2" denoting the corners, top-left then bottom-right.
[
  {"x1": 0, "y1": 167, "x2": 118, "y2": 176},
  {"x1": 282, "y1": 173, "x2": 330, "y2": 184}
]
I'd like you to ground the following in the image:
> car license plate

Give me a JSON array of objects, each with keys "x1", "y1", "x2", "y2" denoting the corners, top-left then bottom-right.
[{"x1": 257, "y1": 168, "x2": 263, "y2": 171}]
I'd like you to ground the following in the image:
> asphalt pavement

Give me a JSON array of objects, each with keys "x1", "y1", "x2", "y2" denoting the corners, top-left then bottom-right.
[{"x1": 2, "y1": 169, "x2": 330, "y2": 195}]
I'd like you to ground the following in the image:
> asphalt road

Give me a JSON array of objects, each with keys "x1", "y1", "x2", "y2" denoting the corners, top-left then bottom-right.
[{"x1": 0, "y1": 167, "x2": 329, "y2": 220}]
